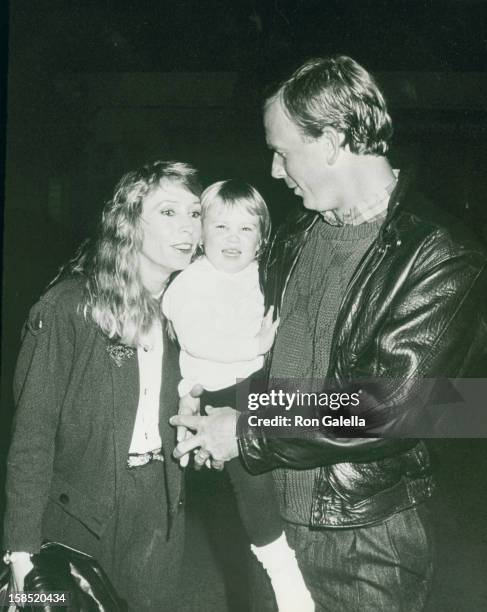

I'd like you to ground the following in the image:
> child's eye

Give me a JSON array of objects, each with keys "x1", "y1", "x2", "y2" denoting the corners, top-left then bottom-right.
[
  {"x1": 242, "y1": 226, "x2": 254, "y2": 232},
  {"x1": 190, "y1": 210, "x2": 201, "y2": 219},
  {"x1": 216, "y1": 224, "x2": 226, "y2": 229}
]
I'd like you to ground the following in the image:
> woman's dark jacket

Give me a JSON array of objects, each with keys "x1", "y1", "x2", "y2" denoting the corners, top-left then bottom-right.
[
  {"x1": 238, "y1": 172, "x2": 487, "y2": 528},
  {"x1": 3, "y1": 278, "x2": 184, "y2": 552}
]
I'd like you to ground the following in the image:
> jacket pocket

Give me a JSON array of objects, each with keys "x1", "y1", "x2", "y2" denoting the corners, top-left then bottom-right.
[
  {"x1": 48, "y1": 473, "x2": 113, "y2": 537},
  {"x1": 326, "y1": 459, "x2": 403, "y2": 505}
]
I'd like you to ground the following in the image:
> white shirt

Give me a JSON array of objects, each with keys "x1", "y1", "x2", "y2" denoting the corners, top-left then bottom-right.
[
  {"x1": 128, "y1": 320, "x2": 163, "y2": 454},
  {"x1": 162, "y1": 256, "x2": 264, "y2": 396}
]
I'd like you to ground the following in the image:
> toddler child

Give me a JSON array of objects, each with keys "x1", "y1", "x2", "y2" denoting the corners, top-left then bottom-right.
[{"x1": 163, "y1": 180, "x2": 314, "y2": 612}]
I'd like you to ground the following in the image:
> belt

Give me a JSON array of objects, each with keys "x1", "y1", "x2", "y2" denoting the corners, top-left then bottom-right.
[{"x1": 126, "y1": 448, "x2": 164, "y2": 469}]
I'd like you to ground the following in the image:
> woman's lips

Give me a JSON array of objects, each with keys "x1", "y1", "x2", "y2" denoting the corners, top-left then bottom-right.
[
  {"x1": 172, "y1": 242, "x2": 193, "y2": 254},
  {"x1": 222, "y1": 248, "x2": 241, "y2": 257}
]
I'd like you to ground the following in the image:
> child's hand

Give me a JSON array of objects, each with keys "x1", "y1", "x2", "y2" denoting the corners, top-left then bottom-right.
[{"x1": 257, "y1": 306, "x2": 280, "y2": 355}]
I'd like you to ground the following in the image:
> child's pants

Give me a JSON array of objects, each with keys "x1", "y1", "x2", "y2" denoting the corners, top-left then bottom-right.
[{"x1": 201, "y1": 381, "x2": 283, "y2": 546}]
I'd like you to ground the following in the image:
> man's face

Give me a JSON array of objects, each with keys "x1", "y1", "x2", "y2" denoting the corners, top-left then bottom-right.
[{"x1": 264, "y1": 97, "x2": 338, "y2": 213}]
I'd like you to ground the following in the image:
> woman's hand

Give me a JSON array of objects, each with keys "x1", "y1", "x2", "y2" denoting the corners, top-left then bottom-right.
[
  {"x1": 6, "y1": 551, "x2": 34, "y2": 599},
  {"x1": 257, "y1": 306, "x2": 280, "y2": 355}
]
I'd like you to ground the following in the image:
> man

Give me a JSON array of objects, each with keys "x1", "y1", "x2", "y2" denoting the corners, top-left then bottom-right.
[{"x1": 172, "y1": 56, "x2": 487, "y2": 611}]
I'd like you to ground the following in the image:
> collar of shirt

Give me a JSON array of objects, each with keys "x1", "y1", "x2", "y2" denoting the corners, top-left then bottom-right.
[
  {"x1": 129, "y1": 320, "x2": 163, "y2": 454},
  {"x1": 322, "y1": 172, "x2": 398, "y2": 227}
]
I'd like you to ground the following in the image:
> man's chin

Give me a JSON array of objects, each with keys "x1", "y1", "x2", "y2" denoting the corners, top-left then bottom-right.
[{"x1": 300, "y1": 197, "x2": 316, "y2": 211}]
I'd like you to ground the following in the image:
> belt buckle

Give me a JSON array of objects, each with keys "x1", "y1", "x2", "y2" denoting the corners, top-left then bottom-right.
[{"x1": 126, "y1": 449, "x2": 164, "y2": 469}]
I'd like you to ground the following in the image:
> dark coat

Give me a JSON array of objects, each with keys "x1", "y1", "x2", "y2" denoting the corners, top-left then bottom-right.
[
  {"x1": 238, "y1": 171, "x2": 487, "y2": 527},
  {"x1": 3, "y1": 278, "x2": 184, "y2": 552}
]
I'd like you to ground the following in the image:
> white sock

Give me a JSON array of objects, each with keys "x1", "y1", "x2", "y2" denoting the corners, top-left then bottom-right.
[{"x1": 251, "y1": 532, "x2": 315, "y2": 612}]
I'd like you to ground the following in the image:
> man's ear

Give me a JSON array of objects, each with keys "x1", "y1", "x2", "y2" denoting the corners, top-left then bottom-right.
[{"x1": 320, "y1": 127, "x2": 342, "y2": 165}]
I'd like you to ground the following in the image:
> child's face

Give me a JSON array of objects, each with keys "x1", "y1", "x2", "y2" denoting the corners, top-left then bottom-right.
[{"x1": 202, "y1": 204, "x2": 261, "y2": 273}]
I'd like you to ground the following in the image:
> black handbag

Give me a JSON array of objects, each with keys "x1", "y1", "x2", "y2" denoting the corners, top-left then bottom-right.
[
  {"x1": 0, "y1": 560, "x2": 11, "y2": 608},
  {"x1": 0, "y1": 542, "x2": 127, "y2": 611}
]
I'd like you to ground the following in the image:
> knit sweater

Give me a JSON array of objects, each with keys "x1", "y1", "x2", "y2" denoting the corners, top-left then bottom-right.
[{"x1": 270, "y1": 215, "x2": 385, "y2": 524}]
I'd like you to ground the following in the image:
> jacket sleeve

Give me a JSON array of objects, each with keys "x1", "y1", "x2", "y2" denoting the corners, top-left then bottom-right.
[
  {"x1": 238, "y1": 238, "x2": 487, "y2": 474},
  {"x1": 3, "y1": 290, "x2": 76, "y2": 552}
]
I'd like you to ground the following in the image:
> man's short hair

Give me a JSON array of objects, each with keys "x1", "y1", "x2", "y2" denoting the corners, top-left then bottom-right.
[{"x1": 268, "y1": 55, "x2": 393, "y2": 156}]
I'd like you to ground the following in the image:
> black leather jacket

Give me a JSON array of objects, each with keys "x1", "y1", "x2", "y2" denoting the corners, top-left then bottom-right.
[{"x1": 237, "y1": 172, "x2": 487, "y2": 528}]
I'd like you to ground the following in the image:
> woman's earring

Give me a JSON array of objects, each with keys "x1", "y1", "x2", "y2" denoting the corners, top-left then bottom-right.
[
  {"x1": 194, "y1": 242, "x2": 204, "y2": 258},
  {"x1": 255, "y1": 241, "x2": 263, "y2": 260}
]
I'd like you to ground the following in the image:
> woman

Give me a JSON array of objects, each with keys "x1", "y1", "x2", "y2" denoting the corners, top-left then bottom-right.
[{"x1": 2, "y1": 161, "x2": 202, "y2": 611}]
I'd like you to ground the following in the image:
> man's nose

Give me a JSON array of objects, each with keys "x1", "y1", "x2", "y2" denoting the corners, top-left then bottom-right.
[{"x1": 271, "y1": 153, "x2": 286, "y2": 179}]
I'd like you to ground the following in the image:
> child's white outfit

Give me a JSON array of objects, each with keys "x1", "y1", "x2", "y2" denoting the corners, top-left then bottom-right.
[
  {"x1": 163, "y1": 255, "x2": 264, "y2": 395},
  {"x1": 163, "y1": 255, "x2": 314, "y2": 612}
]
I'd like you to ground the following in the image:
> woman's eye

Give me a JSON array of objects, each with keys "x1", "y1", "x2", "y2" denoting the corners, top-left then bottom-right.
[
  {"x1": 160, "y1": 209, "x2": 174, "y2": 216},
  {"x1": 242, "y1": 226, "x2": 253, "y2": 232},
  {"x1": 216, "y1": 224, "x2": 226, "y2": 229},
  {"x1": 191, "y1": 210, "x2": 201, "y2": 218}
]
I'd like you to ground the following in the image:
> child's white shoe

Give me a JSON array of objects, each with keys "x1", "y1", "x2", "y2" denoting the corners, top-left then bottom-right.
[{"x1": 251, "y1": 532, "x2": 315, "y2": 612}]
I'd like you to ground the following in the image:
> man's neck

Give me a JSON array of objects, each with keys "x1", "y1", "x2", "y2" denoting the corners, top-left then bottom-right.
[{"x1": 323, "y1": 155, "x2": 396, "y2": 225}]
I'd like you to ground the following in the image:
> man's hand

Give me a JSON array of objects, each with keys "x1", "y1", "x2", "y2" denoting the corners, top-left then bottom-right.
[
  {"x1": 177, "y1": 384, "x2": 204, "y2": 467},
  {"x1": 257, "y1": 306, "x2": 280, "y2": 355},
  {"x1": 170, "y1": 406, "x2": 239, "y2": 464},
  {"x1": 192, "y1": 448, "x2": 225, "y2": 471}
]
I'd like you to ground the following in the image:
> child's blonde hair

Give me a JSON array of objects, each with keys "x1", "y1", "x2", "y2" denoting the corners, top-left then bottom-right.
[{"x1": 200, "y1": 179, "x2": 271, "y2": 258}]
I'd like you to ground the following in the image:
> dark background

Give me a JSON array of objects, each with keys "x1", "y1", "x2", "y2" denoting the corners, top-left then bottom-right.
[{"x1": 1, "y1": 1, "x2": 487, "y2": 610}]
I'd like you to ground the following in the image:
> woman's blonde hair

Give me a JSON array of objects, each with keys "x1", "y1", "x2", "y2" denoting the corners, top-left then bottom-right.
[
  {"x1": 200, "y1": 179, "x2": 271, "y2": 258},
  {"x1": 64, "y1": 160, "x2": 202, "y2": 347}
]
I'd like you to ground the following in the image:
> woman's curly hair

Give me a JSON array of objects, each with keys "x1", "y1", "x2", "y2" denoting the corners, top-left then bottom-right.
[{"x1": 58, "y1": 160, "x2": 202, "y2": 347}]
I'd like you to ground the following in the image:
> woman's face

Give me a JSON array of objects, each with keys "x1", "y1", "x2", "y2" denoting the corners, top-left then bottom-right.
[{"x1": 138, "y1": 181, "x2": 202, "y2": 288}]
